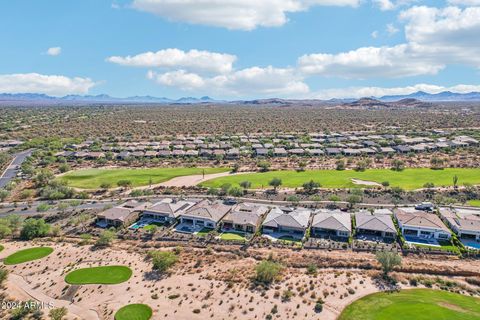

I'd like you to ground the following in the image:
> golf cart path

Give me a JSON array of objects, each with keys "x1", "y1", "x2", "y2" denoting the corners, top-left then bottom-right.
[{"x1": 7, "y1": 273, "x2": 100, "y2": 320}]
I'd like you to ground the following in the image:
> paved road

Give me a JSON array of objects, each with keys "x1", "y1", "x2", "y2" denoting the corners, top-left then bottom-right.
[{"x1": 0, "y1": 149, "x2": 33, "y2": 188}]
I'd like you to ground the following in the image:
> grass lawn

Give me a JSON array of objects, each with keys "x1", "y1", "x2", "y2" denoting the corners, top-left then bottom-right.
[
  {"x1": 3, "y1": 247, "x2": 53, "y2": 265},
  {"x1": 0, "y1": 245, "x2": 3, "y2": 252},
  {"x1": 58, "y1": 167, "x2": 229, "y2": 189},
  {"x1": 202, "y1": 168, "x2": 480, "y2": 190},
  {"x1": 412, "y1": 240, "x2": 460, "y2": 254},
  {"x1": 196, "y1": 228, "x2": 214, "y2": 237},
  {"x1": 220, "y1": 232, "x2": 247, "y2": 241},
  {"x1": 468, "y1": 200, "x2": 480, "y2": 207},
  {"x1": 143, "y1": 223, "x2": 163, "y2": 231},
  {"x1": 278, "y1": 235, "x2": 303, "y2": 245},
  {"x1": 65, "y1": 266, "x2": 132, "y2": 285},
  {"x1": 115, "y1": 304, "x2": 152, "y2": 320},
  {"x1": 338, "y1": 289, "x2": 480, "y2": 320}
]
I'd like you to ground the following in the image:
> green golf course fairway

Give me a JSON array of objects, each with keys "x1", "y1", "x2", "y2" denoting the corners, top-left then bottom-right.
[
  {"x1": 468, "y1": 200, "x2": 480, "y2": 207},
  {"x1": 3, "y1": 247, "x2": 53, "y2": 265},
  {"x1": 115, "y1": 304, "x2": 153, "y2": 320},
  {"x1": 202, "y1": 168, "x2": 480, "y2": 190},
  {"x1": 65, "y1": 266, "x2": 132, "y2": 285},
  {"x1": 58, "y1": 167, "x2": 229, "y2": 189},
  {"x1": 339, "y1": 289, "x2": 480, "y2": 320}
]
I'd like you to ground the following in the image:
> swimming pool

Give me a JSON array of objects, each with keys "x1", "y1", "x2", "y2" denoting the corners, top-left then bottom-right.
[
  {"x1": 405, "y1": 236, "x2": 440, "y2": 247},
  {"x1": 462, "y1": 240, "x2": 480, "y2": 250}
]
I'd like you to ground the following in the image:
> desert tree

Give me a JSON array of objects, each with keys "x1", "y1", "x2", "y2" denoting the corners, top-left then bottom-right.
[{"x1": 376, "y1": 251, "x2": 402, "y2": 277}]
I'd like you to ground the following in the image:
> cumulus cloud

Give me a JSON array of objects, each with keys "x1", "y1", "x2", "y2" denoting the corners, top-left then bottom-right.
[
  {"x1": 312, "y1": 83, "x2": 480, "y2": 99},
  {"x1": 107, "y1": 48, "x2": 236, "y2": 74},
  {"x1": 0, "y1": 73, "x2": 96, "y2": 96},
  {"x1": 131, "y1": 0, "x2": 360, "y2": 30},
  {"x1": 297, "y1": 5, "x2": 480, "y2": 79},
  {"x1": 147, "y1": 67, "x2": 309, "y2": 97},
  {"x1": 46, "y1": 47, "x2": 62, "y2": 56},
  {"x1": 400, "y1": 5, "x2": 480, "y2": 65},
  {"x1": 298, "y1": 44, "x2": 443, "y2": 79}
]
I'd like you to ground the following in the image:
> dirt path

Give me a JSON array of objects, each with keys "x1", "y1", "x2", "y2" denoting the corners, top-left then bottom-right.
[{"x1": 7, "y1": 274, "x2": 100, "y2": 320}]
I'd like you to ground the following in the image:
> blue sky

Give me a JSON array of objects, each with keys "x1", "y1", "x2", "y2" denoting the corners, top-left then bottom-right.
[{"x1": 0, "y1": 0, "x2": 479, "y2": 99}]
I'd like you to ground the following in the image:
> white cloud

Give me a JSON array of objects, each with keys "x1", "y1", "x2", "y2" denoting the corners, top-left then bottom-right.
[
  {"x1": 298, "y1": 5, "x2": 480, "y2": 79},
  {"x1": 298, "y1": 44, "x2": 444, "y2": 79},
  {"x1": 373, "y1": 0, "x2": 395, "y2": 10},
  {"x1": 148, "y1": 66, "x2": 309, "y2": 97},
  {"x1": 386, "y1": 23, "x2": 399, "y2": 35},
  {"x1": 372, "y1": 0, "x2": 418, "y2": 11},
  {"x1": 107, "y1": 48, "x2": 236, "y2": 74},
  {"x1": 447, "y1": 0, "x2": 480, "y2": 5},
  {"x1": 131, "y1": 0, "x2": 360, "y2": 30},
  {"x1": 46, "y1": 47, "x2": 62, "y2": 56},
  {"x1": 400, "y1": 5, "x2": 480, "y2": 66},
  {"x1": 312, "y1": 83, "x2": 480, "y2": 99},
  {"x1": 371, "y1": 30, "x2": 379, "y2": 38},
  {"x1": 0, "y1": 73, "x2": 96, "y2": 96}
]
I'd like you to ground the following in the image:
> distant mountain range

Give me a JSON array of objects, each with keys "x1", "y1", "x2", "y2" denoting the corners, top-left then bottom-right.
[
  {"x1": 1, "y1": 90, "x2": 480, "y2": 105},
  {"x1": 0, "y1": 93, "x2": 218, "y2": 104},
  {"x1": 379, "y1": 91, "x2": 480, "y2": 102}
]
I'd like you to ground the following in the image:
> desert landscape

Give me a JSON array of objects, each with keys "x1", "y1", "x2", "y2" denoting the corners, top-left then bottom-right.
[{"x1": 1, "y1": 238, "x2": 480, "y2": 320}]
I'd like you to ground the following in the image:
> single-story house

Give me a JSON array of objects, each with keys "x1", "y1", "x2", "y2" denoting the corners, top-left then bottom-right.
[
  {"x1": 288, "y1": 148, "x2": 305, "y2": 156},
  {"x1": 142, "y1": 199, "x2": 198, "y2": 224},
  {"x1": 394, "y1": 208, "x2": 451, "y2": 240},
  {"x1": 311, "y1": 209, "x2": 352, "y2": 238},
  {"x1": 96, "y1": 200, "x2": 151, "y2": 228},
  {"x1": 380, "y1": 147, "x2": 395, "y2": 154},
  {"x1": 355, "y1": 212, "x2": 396, "y2": 239},
  {"x1": 306, "y1": 149, "x2": 324, "y2": 156},
  {"x1": 255, "y1": 148, "x2": 269, "y2": 157},
  {"x1": 226, "y1": 148, "x2": 240, "y2": 159},
  {"x1": 262, "y1": 207, "x2": 312, "y2": 237},
  {"x1": 439, "y1": 208, "x2": 480, "y2": 241},
  {"x1": 325, "y1": 148, "x2": 342, "y2": 156},
  {"x1": 273, "y1": 148, "x2": 288, "y2": 157},
  {"x1": 343, "y1": 148, "x2": 361, "y2": 156},
  {"x1": 359, "y1": 148, "x2": 377, "y2": 155},
  {"x1": 178, "y1": 200, "x2": 232, "y2": 229},
  {"x1": 220, "y1": 203, "x2": 270, "y2": 233},
  {"x1": 394, "y1": 145, "x2": 412, "y2": 153}
]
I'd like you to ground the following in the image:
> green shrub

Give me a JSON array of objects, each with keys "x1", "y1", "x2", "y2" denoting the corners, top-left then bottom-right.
[
  {"x1": 255, "y1": 260, "x2": 283, "y2": 284},
  {"x1": 148, "y1": 251, "x2": 178, "y2": 273},
  {"x1": 20, "y1": 218, "x2": 50, "y2": 240}
]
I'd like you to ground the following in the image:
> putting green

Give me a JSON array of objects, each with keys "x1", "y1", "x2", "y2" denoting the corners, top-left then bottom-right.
[
  {"x1": 3, "y1": 247, "x2": 53, "y2": 265},
  {"x1": 58, "y1": 167, "x2": 229, "y2": 189},
  {"x1": 202, "y1": 168, "x2": 480, "y2": 190},
  {"x1": 339, "y1": 289, "x2": 480, "y2": 320},
  {"x1": 115, "y1": 304, "x2": 152, "y2": 320},
  {"x1": 65, "y1": 266, "x2": 132, "y2": 285}
]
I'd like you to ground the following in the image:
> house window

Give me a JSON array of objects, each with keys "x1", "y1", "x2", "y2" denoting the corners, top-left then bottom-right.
[{"x1": 437, "y1": 233, "x2": 449, "y2": 239}]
